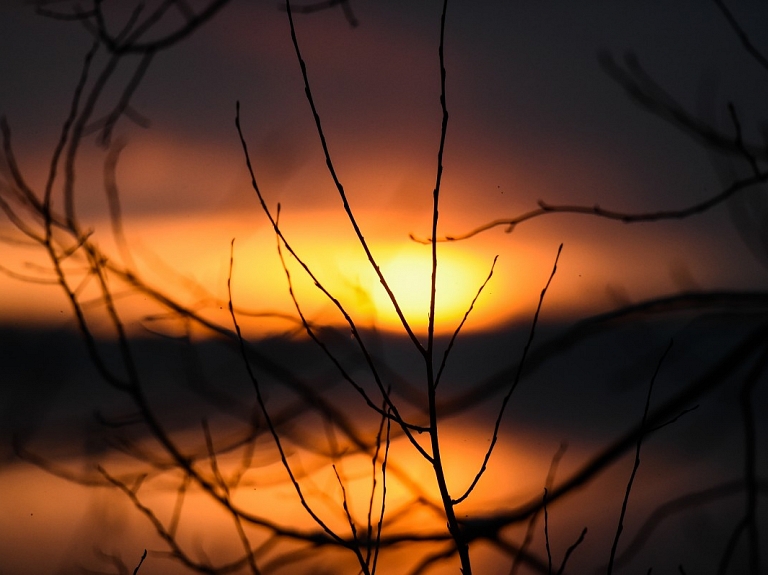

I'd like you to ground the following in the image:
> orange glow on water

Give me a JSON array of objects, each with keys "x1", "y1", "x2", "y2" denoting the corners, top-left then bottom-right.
[
  {"x1": 1, "y1": 417, "x2": 709, "y2": 575},
  {"x1": 0, "y1": 424, "x2": 560, "y2": 574}
]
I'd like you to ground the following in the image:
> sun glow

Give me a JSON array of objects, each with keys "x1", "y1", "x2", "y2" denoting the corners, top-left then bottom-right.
[
  {"x1": 0, "y1": 208, "x2": 557, "y2": 336},
  {"x1": 360, "y1": 243, "x2": 494, "y2": 333}
]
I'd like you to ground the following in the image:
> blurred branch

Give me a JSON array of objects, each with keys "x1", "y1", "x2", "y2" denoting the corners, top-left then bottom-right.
[
  {"x1": 441, "y1": 290, "x2": 768, "y2": 416},
  {"x1": 282, "y1": 0, "x2": 359, "y2": 27},
  {"x1": 88, "y1": 0, "x2": 233, "y2": 55},
  {"x1": 600, "y1": 51, "x2": 768, "y2": 159},
  {"x1": 411, "y1": 41, "x2": 768, "y2": 244},
  {"x1": 713, "y1": 0, "x2": 768, "y2": 74},
  {"x1": 463, "y1": 321, "x2": 768, "y2": 534},
  {"x1": 609, "y1": 478, "x2": 768, "y2": 571}
]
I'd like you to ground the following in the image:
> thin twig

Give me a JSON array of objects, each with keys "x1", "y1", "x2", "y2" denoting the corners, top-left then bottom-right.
[
  {"x1": 44, "y1": 40, "x2": 100, "y2": 214},
  {"x1": 99, "y1": 466, "x2": 221, "y2": 574},
  {"x1": 103, "y1": 137, "x2": 137, "y2": 269},
  {"x1": 411, "y1": 170, "x2": 768, "y2": 243},
  {"x1": 271, "y1": 204, "x2": 427, "y2": 438},
  {"x1": 543, "y1": 488, "x2": 552, "y2": 575},
  {"x1": 132, "y1": 549, "x2": 147, "y2": 575},
  {"x1": 284, "y1": 0, "x2": 423, "y2": 352},
  {"x1": 168, "y1": 473, "x2": 190, "y2": 538},
  {"x1": 435, "y1": 255, "x2": 498, "y2": 388},
  {"x1": 610, "y1": 478, "x2": 768, "y2": 570},
  {"x1": 510, "y1": 443, "x2": 567, "y2": 575},
  {"x1": 365, "y1": 396, "x2": 389, "y2": 570},
  {"x1": 333, "y1": 464, "x2": 362, "y2": 551},
  {"x1": 607, "y1": 340, "x2": 673, "y2": 575},
  {"x1": 556, "y1": 528, "x2": 587, "y2": 575},
  {"x1": 372, "y1": 410, "x2": 392, "y2": 575},
  {"x1": 235, "y1": 105, "x2": 428, "y2": 455},
  {"x1": 727, "y1": 102, "x2": 760, "y2": 175},
  {"x1": 713, "y1": 0, "x2": 768, "y2": 73},
  {"x1": 227, "y1": 239, "x2": 351, "y2": 550},
  {"x1": 453, "y1": 244, "x2": 562, "y2": 505},
  {"x1": 737, "y1": 346, "x2": 767, "y2": 574}
]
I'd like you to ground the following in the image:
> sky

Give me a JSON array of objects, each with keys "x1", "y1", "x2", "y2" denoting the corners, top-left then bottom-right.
[
  {"x1": 2, "y1": 0, "x2": 768, "y2": 334},
  {"x1": 1, "y1": 1, "x2": 767, "y2": 574}
]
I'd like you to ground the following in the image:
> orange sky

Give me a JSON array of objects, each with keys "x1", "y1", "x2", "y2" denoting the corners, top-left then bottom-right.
[
  {"x1": 2, "y1": 2, "x2": 767, "y2": 337},
  {"x1": 2, "y1": 200, "x2": 761, "y2": 337}
]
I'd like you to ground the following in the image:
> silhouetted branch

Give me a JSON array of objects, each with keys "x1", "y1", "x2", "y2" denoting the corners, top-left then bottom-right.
[
  {"x1": 1, "y1": 117, "x2": 44, "y2": 214},
  {"x1": 600, "y1": 51, "x2": 768, "y2": 160},
  {"x1": 103, "y1": 137, "x2": 136, "y2": 269},
  {"x1": 87, "y1": 0, "x2": 233, "y2": 55},
  {"x1": 736, "y1": 345, "x2": 767, "y2": 574},
  {"x1": 453, "y1": 244, "x2": 562, "y2": 505},
  {"x1": 610, "y1": 478, "x2": 768, "y2": 571},
  {"x1": 440, "y1": 290, "x2": 768, "y2": 417},
  {"x1": 133, "y1": 549, "x2": 147, "y2": 575},
  {"x1": 6, "y1": 2, "x2": 766, "y2": 572},
  {"x1": 270, "y1": 204, "x2": 428, "y2": 438},
  {"x1": 228, "y1": 239, "x2": 358, "y2": 559},
  {"x1": 371, "y1": 410, "x2": 391, "y2": 575},
  {"x1": 284, "y1": 0, "x2": 423, "y2": 352},
  {"x1": 557, "y1": 528, "x2": 587, "y2": 575},
  {"x1": 463, "y1": 322, "x2": 768, "y2": 534},
  {"x1": 283, "y1": 0, "x2": 359, "y2": 27},
  {"x1": 411, "y1": 169, "x2": 768, "y2": 243},
  {"x1": 543, "y1": 488, "x2": 552, "y2": 575},
  {"x1": 713, "y1": 0, "x2": 768, "y2": 74},
  {"x1": 97, "y1": 51, "x2": 155, "y2": 146},
  {"x1": 607, "y1": 340, "x2": 673, "y2": 575},
  {"x1": 435, "y1": 256, "x2": 498, "y2": 388},
  {"x1": 99, "y1": 465, "x2": 246, "y2": 574}
]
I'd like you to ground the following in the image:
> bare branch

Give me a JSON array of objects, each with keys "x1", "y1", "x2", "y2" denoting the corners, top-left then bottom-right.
[
  {"x1": 132, "y1": 549, "x2": 147, "y2": 575},
  {"x1": 435, "y1": 255, "x2": 498, "y2": 388},
  {"x1": 713, "y1": 0, "x2": 768, "y2": 74},
  {"x1": 283, "y1": 0, "x2": 359, "y2": 27},
  {"x1": 227, "y1": 239, "x2": 347, "y2": 548},
  {"x1": 284, "y1": 0, "x2": 423, "y2": 351},
  {"x1": 453, "y1": 244, "x2": 562, "y2": 505},
  {"x1": 607, "y1": 340, "x2": 673, "y2": 575},
  {"x1": 412, "y1": 170, "x2": 768, "y2": 243},
  {"x1": 610, "y1": 478, "x2": 768, "y2": 571},
  {"x1": 556, "y1": 528, "x2": 587, "y2": 575}
]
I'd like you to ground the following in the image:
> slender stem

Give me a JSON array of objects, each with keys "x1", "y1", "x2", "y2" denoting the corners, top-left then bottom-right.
[
  {"x1": 607, "y1": 340, "x2": 673, "y2": 575},
  {"x1": 412, "y1": 170, "x2": 768, "y2": 243},
  {"x1": 422, "y1": 0, "x2": 473, "y2": 572},
  {"x1": 284, "y1": 0, "x2": 423, "y2": 351},
  {"x1": 454, "y1": 244, "x2": 562, "y2": 505}
]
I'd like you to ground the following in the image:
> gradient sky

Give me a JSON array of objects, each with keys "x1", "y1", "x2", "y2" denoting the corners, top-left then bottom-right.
[{"x1": 2, "y1": 0, "x2": 768, "y2": 334}]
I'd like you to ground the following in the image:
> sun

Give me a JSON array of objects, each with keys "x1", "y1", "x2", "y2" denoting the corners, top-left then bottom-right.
[{"x1": 359, "y1": 243, "x2": 495, "y2": 334}]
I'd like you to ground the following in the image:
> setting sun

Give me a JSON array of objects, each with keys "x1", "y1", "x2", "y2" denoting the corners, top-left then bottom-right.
[{"x1": 360, "y1": 243, "x2": 494, "y2": 333}]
